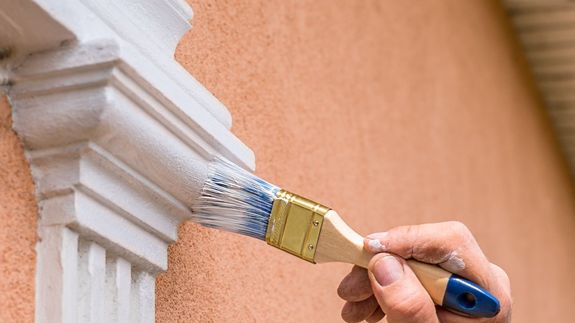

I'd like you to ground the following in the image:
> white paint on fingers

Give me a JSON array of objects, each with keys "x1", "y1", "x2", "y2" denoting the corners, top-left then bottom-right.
[
  {"x1": 367, "y1": 239, "x2": 386, "y2": 253},
  {"x1": 440, "y1": 251, "x2": 466, "y2": 273}
]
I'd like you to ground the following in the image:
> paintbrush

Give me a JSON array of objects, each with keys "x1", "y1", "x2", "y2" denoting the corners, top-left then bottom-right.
[{"x1": 191, "y1": 157, "x2": 500, "y2": 318}]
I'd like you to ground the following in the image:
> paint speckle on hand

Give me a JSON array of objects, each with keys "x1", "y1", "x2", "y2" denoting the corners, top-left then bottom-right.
[
  {"x1": 441, "y1": 251, "x2": 466, "y2": 273},
  {"x1": 367, "y1": 239, "x2": 386, "y2": 253}
]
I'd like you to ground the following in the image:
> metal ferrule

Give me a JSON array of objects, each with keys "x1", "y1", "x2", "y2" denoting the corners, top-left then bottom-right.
[{"x1": 265, "y1": 189, "x2": 330, "y2": 263}]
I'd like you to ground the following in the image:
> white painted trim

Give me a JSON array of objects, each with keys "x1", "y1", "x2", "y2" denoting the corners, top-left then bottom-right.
[{"x1": 1, "y1": 1, "x2": 255, "y2": 322}]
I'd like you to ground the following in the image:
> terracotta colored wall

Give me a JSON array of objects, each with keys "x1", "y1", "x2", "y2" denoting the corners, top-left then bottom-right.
[
  {"x1": 157, "y1": 1, "x2": 575, "y2": 322},
  {"x1": 0, "y1": 95, "x2": 36, "y2": 322}
]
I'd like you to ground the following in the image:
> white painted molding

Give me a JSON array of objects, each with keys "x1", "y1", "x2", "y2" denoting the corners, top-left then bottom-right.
[{"x1": 1, "y1": 1, "x2": 255, "y2": 322}]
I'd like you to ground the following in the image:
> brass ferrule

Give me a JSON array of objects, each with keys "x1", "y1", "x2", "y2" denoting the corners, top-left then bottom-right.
[{"x1": 265, "y1": 190, "x2": 330, "y2": 263}]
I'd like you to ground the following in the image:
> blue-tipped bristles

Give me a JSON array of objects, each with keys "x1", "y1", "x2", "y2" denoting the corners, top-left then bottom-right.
[{"x1": 191, "y1": 157, "x2": 280, "y2": 240}]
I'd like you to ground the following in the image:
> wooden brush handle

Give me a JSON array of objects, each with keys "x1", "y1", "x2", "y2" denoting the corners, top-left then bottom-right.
[
  {"x1": 314, "y1": 211, "x2": 500, "y2": 318},
  {"x1": 313, "y1": 210, "x2": 400, "y2": 265},
  {"x1": 314, "y1": 210, "x2": 449, "y2": 293},
  {"x1": 314, "y1": 210, "x2": 372, "y2": 267}
]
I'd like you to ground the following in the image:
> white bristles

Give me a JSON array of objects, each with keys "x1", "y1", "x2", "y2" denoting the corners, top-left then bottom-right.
[{"x1": 191, "y1": 157, "x2": 279, "y2": 240}]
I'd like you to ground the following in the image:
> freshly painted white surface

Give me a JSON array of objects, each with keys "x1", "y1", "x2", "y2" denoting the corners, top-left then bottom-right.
[
  {"x1": 0, "y1": 1, "x2": 256, "y2": 322},
  {"x1": 30, "y1": 0, "x2": 233, "y2": 129},
  {"x1": 78, "y1": 241, "x2": 105, "y2": 323}
]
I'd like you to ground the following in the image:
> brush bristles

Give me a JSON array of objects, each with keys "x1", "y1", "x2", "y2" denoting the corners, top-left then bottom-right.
[{"x1": 191, "y1": 157, "x2": 279, "y2": 240}]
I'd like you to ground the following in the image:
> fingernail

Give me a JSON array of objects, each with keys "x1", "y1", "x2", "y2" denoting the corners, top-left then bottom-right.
[
  {"x1": 366, "y1": 232, "x2": 388, "y2": 240},
  {"x1": 367, "y1": 239, "x2": 386, "y2": 253},
  {"x1": 371, "y1": 256, "x2": 403, "y2": 286}
]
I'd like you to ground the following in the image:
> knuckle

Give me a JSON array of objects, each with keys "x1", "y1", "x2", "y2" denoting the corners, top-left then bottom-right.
[
  {"x1": 488, "y1": 264, "x2": 513, "y2": 322},
  {"x1": 492, "y1": 263, "x2": 511, "y2": 288},
  {"x1": 445, "y1": 221, "x2": 473, "y2": 242},
  {"x1": 446, "y1": 220, "x2": 470, "y2": 235}
]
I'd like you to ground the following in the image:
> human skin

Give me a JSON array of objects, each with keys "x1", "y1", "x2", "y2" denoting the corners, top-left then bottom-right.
[
  {"x1": 160, "y1": 1, "x2": 575, "y2": 321},
  {"x1": 337, "y1": 222, "x2": 512, "y2": 323}
]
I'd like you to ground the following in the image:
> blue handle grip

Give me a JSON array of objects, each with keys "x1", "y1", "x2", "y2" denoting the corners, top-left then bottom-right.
[{"x1": 443, "y1": 275, "x2": 500, "y2": 318}]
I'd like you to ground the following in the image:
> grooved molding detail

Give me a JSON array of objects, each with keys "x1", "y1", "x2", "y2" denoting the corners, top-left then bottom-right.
[{"x1": 1, "y1": 1, "x2": 255, "y2": 322}]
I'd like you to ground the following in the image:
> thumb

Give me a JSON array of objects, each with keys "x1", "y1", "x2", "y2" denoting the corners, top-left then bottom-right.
[{"x1": 368, "y1": 254, "x2": 438, "y2": 323}]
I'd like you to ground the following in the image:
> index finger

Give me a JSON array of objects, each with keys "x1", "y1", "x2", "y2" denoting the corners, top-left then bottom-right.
[{"x1": 364, "y1": 221, "x2": 492, "y2": 288}]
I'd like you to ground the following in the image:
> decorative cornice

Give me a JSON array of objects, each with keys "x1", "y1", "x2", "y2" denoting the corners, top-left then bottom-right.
[{"x1": 1, "y1": 1, "x2": 255, "y2": 322}]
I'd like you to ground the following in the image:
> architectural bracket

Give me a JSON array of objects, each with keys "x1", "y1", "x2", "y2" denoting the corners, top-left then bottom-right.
[{"x1": 1, "y1": 1, "x2": 255, "y2": 322}]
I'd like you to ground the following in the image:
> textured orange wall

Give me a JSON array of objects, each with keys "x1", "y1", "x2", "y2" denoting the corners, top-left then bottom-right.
[
  {"x1": 0, "y1": 95, "x2": 36, "y2": 322},
  {"x1": 157, "y1": 1, "x2": 575, "y2": 322}
]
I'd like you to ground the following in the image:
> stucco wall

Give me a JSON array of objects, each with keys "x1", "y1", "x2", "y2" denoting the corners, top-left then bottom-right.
[
  {"x1": 157, "y1": 1, "x2": 575, "y2": 322},
  {"x1": 0, "y1": 95, "x2": 36, "y2": 322}
]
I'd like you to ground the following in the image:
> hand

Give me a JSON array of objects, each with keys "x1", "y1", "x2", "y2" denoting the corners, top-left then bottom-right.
[{"x1": 336, "y1": 221, "x2": 512, "y2": 323}]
